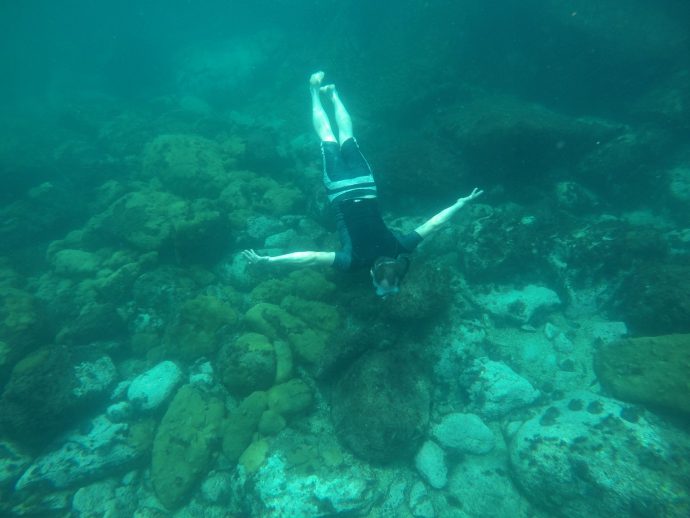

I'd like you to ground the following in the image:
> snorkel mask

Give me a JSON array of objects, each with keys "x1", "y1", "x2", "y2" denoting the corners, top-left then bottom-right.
[{"x1": 370, "y1": 256, "x2": 410, "y2": 298}]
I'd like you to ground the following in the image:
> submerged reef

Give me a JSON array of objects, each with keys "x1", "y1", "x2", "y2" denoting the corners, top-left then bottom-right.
[{"x1": 1, "y1": 1, "x2": 690, "y2": 515}]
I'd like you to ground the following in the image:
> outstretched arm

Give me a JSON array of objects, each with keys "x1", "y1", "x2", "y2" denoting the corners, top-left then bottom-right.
[
  {"x1": 414, "y1": 188, "x2": 483, "y2": 239},
  {"x1": 242, "y1": 249, "x2": 336, "y2": 267}
]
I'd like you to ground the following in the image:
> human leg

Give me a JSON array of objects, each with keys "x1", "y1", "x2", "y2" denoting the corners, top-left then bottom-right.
[
  {"x1": 321, "y1": 84, "x2": 353, "y2": 144},
  {"x1": 310, "y1": 71, "x2": 336, "y2": 142}
]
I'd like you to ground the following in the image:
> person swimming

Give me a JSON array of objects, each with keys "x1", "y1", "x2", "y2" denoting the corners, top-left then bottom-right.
[{"x1": 243, "y1": 71, "x2": 483, "y2": 297}]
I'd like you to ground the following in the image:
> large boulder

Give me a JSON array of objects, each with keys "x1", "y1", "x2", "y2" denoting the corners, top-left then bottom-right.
[
  {"x1": 151, "y1": 384, "x2": 225, "y2": 509},
  {"x1": 331, "y1": 351, "x2": 430, "y2": 463},
  {"x1": 509, "y1": 391, "x2": 690, "y2": 517},
  {"x1": 216, "y1": 333, "x2": 276, "y2": 397},
  {"x1": 14, "y1": 415, "x2": 154, "y2": 492},
  {"x1": 594, "y1": 334, "x2": 690, "y2": 415},
  {"x1": 613, "y1": 262, "x2": 690, "y2": 335},
  {"x1": 0, "y1": 346, "x2": 117, "y2": 449}
]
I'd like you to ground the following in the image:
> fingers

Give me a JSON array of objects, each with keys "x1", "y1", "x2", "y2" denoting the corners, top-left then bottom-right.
[{"x1": 242, "y1": 249, "x2": 259, "y2": 263}]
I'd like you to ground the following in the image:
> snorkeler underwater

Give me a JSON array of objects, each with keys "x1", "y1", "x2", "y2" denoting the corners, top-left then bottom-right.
[{"x1": 0, "y1": 1, "x2": 689, "y2": 516}]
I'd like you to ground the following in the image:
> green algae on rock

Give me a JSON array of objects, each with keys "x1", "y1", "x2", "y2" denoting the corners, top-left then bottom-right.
[
  {"x1": 267, "y1": 378, "x2": 313, "y2": 416},
  {"x1": 222, "y1": 391, "x2": 267, "y2": 461},
  {"x1": 163, "y1": 294, "x2": 238, "y2": 361},
  {"x1": 331, "y1": 350, "x2": 430, "y2": 464},
  {"x1": 595, "y1": 334, "x2": 690, "y2": 415},
  {"x1": 216, "y1": 332, "x2": 276, "y2": 396},
  {"x1": 151, "y1": 384, "x2": 225, "y2": 509}
]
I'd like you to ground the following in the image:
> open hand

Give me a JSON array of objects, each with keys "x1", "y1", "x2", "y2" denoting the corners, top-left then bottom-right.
[
  {"x1": 242, "y1": 249, "x2": 269, "y2": 264},
  {"x1": 458, "y1": 187, "x2": 483, "y2": 205}
]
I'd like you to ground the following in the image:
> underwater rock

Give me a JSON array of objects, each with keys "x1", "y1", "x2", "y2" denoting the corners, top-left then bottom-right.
[
  {"x1": 249, "y1": 452, "x2": 379, "y2": 518},
  {"x1": 0, "y1": 346, "x2": 117, "y2": 449},
  {"x1": 381, "y1": 258, "x2": 453, "y2": 322},
  {"x1": 509, "y1": 391, "x2": 690, "y2": 517},
  {"x1": 163, "y1": 294, "x2": 239, "y2": 361},
  {"x1": 463, "y1": 358, "x2": 540, "y2": 419},
  {"x1": 216, "y1": 332, "x2": 276, "y2": 397},
  {"x1": 56, "y1": 301, "x2": 126, "y2": 345},
  {"x1": 447, "y1": 453, "x2": 532, "y2": 518},
  {"x1": 244, "y1": 301, "x2": 334, "y2": 366},
  {"x1": 0, "y1": 287, "x2": 46, "y2": 374},
  {"x1": 613, "y1": 262, "x2": 690, "y2": 335},
  {"x1": 432, "y1": 413, "x2": 495, "y2": 455},
  {"x1": 474, "y1": 284, "x2": 561, "y2": 325},
  {"x1": 331, "y1": 350, "x2": 430, "y2": 464},
  {"x1": 414, "y1": 440, "x2": 447, "y2": 489},
  {"x1": 408, "y1": 480, "x2": 435, "y2": 518},
  {"x1": 141, "y1": 133, "x2": 238, "y2": 198},
  {"x1": 52, "y1": 249, "x2": 100, "y2": 278},
  {"x1": 0, "y1": 439, "x2": 31, "y2": 490},
  {"x1": 151, "y1": 384, "x2": 225, "y2": 509},
  {"x1": 594, "y1": 334, "x2": 690, "y2": 415},
  {"x1": 15, "y1": 415, "x2": 154, "y2": 492},
  {"x1": 222, "y1": 391, "x2": 267, "y2": 462},
  {"x1": 86, "y1": 189, "x2": 187, "y2": 251},
  {"x1": 71, "y1": 477, "x2": 137, "y2": 518},
  {"x1": 267, "y1": 378, "x2": 313, "y2": 416},
  {"x1": 126, "y1": 360, "x2": 183, "y2": 411}
]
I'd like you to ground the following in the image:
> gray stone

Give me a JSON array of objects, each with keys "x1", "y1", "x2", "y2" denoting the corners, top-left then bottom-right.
[
  {"x1": 72, "y1": 356, "x2": 117, "y2": 398},
  {"x1": 465, "y1": 358, "x2": 540, "y2": 418},
  {"x1": 414, "y1": 441, "x2": 447, "y2": 489},
  {"x1": 475, "y1": 285, "x2": 561, "y2": 324},
  {"x1": 509, "y1": 391, "x2": 690, "y2": 517},
  {"x1": 408, "y1": 480, "x2": 435, "y2": 518},
  {"x1": 127, "y1": 361, "x2": 182, "y2": 411},
  {"x1": 432, "y1": 413, "x2": 495, "y2": 454},
  {"x1": 448, "y1": 455, "x2": 532, "y2": 518},
  {"x1": 15, "y1": 415, "x2": 150, "y2": 491},
  {"x1": 250, "y1": 453, "x2": 379, "y2": 517}
]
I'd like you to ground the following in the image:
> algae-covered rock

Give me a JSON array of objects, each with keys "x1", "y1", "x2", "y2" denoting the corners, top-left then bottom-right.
[
  {"x1": 613, "y1": 263, "x2": 690, "y2": 335},
  {"x1": 222, "y1": 391, "x2": 268, "y2": 461},
  {"x1": 595, "y1": 334, "x2": 690, "y2": 415},
  {"x1": 216, "y1": 332, "x2": 276, "y2": 396},
  {"x1": 88, "y1": 190, "x2": 188, "y2": 251},
  {"x1": 331, "y1": 351, "x2": 430, "y2": 464},
  {"x1": 509, "y1": 391, "x2": 690, "y2": 517},
  {"x1": 239, "y1": 439, "x2": 269, "y2": 474},
  {"x1": 0, "y1": 288, "x2": 45, "y2": 371},
  {"x1": 244, "y1": 301, "x2": 335, "y2": 365},
  {"x1": 0, "y1": 346, "x2": 117, "y2": 449},
  {"x1": 267, "y1": 379, "x2": 313, "y2": 416},
  {"x1": 258, "y1": 410, "x2": 286, "y2": 435},
  {"x1": 142, "y1": 133, "x2": 237, "y2": 198},
  {"x1": 164, "y1": 294, "x2": 238, "y2": 361},
  {"x1": 219, "y1": 170, "x2": 303, "y2": 224},
  {"x1": 151, "y1": 384, "x2": 225, "y2": 509}
]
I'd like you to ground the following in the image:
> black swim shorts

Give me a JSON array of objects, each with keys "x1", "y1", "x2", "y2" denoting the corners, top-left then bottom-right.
[{"x1": 321, "y1": 138, "x2": 378, "y2": 203}]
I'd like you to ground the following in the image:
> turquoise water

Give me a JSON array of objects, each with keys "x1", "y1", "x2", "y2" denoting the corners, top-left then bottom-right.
[{"x1": 1, "y1": 1, "x2": 689, "y2": 516}]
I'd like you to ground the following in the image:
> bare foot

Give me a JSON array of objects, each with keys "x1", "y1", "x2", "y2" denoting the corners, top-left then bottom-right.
[
  {"x1": 310, "y1": 71, "x2": 325, "y2": 91},
  {"x1": 320, "y1": 84, "x2": 337, "y2": 100}
]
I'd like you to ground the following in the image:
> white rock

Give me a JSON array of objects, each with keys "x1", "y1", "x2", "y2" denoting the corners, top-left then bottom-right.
[
  {"x1": 414, "y1": 441, "x2": 447, "y2": 489},
  {"x1": 15, "y1": 415, "x2": 146, "y2": 491},
  {"x1": 475, "y1": 285, "x2": 561, "y2": 324},
  {"x1": 509, "y1": 391, "x2": 686, "y2": 517},
  {"x1": 250, "y1": 453, "x2": 379, "y2": 517},
  {"x1": 106, "y1": 401, "x2": 133, "y2": 422},
  {"x1": 466, "y1": 358, "x2": 540, "y2": 418},
  {"x1": 127, "y1": 361, "x2": 182, "y2": 411},
  {"x1": 432, "y1": 413, "x2": 495, "y2": 454}
]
